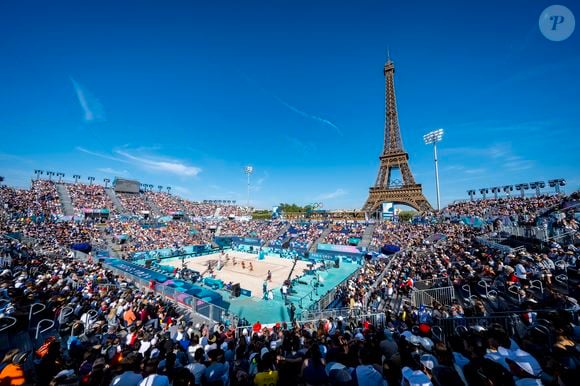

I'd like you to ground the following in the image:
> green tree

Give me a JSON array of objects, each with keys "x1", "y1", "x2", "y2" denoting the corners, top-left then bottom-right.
[{"x1": 398, "y1": 210, "x2": 416, "y2": 222}]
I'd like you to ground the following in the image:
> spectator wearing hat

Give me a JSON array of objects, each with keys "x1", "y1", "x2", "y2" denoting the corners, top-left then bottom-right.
[{"x1": 354, "y1": 349, "x2": 386, "y2": 386}]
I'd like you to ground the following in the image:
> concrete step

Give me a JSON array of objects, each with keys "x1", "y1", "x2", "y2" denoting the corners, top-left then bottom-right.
[
  {"x1": 55, "y1": 183, "x2": 75, "y2": 216},
  {"x1": 359, "y1": 222, "x2": 377, "y2": 249},
  {"x1": 309, "y1": 223, "x2": 333, "y2": 253},
  {"x1": 105, "y1": 187, "x2": 125, "y2": 213}
]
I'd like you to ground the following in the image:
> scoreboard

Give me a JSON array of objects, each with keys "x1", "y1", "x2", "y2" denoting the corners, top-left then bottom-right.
[{"x1": 113, "y1": 178, "x2": 140, "y2": 193}]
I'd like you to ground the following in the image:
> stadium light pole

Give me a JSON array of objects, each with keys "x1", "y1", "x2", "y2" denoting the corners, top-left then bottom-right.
[
  {"x1": 103, "y1": 178, "x2": 110, "y2": 188},
  {"x1": 73, "y1": 174, "x2": 81, "y2": 184},
  {"x1": 46, "y1": 171, "x2": 54, "y2": 181},
  {"x1": 423, "y1": 128, "x2": 444, "y2": 211},
  {"x1": 34, "y1": 170, "x2": 43, "y2": 180},
  {"x1": 88, "y1": 176, "x2": 95, "y2": 185},
  {"x1": 467, "y1": 189, "x2": 476, "y2": 201},
  {"x1": 244, "y1": 165, "x2": 253, "y2": 207},
  {"x1": 548, "y1": 178, "x2": 566, "y2": 194},
  {"x1": 158, "y1": 185, "x2": 163, "y2": 193},
  {"x1": 479, "y1": 188, "x2": 489, "y2": 199},
  {"x1": 529, "y1": 181, "x2": 544, "y2": 197},
  {"x1": 56, "y1": 172, "x2": 65, "y2": 183},
  {"x1": 503, "y1": 185, "x2": 513, "y2": 197},
  {"x1": 166, "y1": 186, "x2": 171, "y2": 194}
]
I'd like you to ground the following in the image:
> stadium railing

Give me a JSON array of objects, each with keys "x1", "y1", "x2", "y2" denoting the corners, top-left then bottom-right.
[{"x1": 234, "y1": 312, "x2": 387, "y2": 339}]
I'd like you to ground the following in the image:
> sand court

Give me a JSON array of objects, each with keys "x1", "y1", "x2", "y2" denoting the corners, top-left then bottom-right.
[{"x1": 161, "y1": 251, "x2": 313, "y2": 298}]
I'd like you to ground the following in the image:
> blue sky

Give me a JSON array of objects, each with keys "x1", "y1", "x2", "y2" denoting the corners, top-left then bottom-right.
[{"x1": 0, "y1": 0, "x2": 578, "y2": 209}]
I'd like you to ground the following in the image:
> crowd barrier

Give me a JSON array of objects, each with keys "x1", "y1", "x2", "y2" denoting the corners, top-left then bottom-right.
[
  {"x1": 411, "y1": 286, "x2": 456, "y2": 307},
  {"x1": 234, "y1": 312, "x2": 387, "y2": 339},
  {"x1": 362, "y1": 252, "x2": 400, "y2": 309}
]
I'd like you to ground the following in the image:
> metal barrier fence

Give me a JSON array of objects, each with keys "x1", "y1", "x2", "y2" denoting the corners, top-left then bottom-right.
[
  {"x1": 362, "y1": 252, "x2": 400, "y2": 309},
  {"x1": 411, "y1": 286, "x2": 455, "y2": 307},
  {"x1": 300, "y1": 307, "x2": 366, "y2": 322},
  {"x1": 413, "y1": 277, "x2": 451, "y2": 291},
  {"x1": 235, "y1": 312, "x2": 387, "y2": 338},
  {"x1": 431, "y1": 314, "x2": 523, "y2": 343}
]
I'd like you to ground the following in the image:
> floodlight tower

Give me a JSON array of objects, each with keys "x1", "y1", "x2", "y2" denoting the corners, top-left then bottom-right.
[
  {"x1": 423, "y1": 128, "x2": 444, "y2": 211},
  {"x1": 479, "y1": 188, "x2": 489, "y2": 199},
  {"x1": 503, "y1": 185, "x2": 513, "y2": 197},
  {"x1": 529, "y1": 181, "x2": 545, "y2": 197},
  {"x1": 467, "y1": 189, "x2": 476, "y2": 201},
  {"x1": 244, "y1": 165, "x2": 253, "y2": 207},
  {"x1": 548, "y1": 178, "x2": 566, "y2": 194}
]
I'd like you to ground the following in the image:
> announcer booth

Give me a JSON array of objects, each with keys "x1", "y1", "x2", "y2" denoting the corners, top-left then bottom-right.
[
  {"x1": 83, "y1": 208, "x2": 110, "y2": 221},
  {"x1": 169, "y1": 211, "x2": 185, "y2": 220}
]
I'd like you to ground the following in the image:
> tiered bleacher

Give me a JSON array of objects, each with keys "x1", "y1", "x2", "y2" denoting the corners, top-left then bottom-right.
[
  {"x1": 322, "y1": 221, "x2": 369, "y2": 246},
  {"x1": 67, "y1": 183, "x2": 115, "y2": 216},
  {"x1": 0, "y1": 178, "x2": 578, "y2": 386},
  {"x1": 270, "y1": 221, "x2": 328, "y2": 251}
]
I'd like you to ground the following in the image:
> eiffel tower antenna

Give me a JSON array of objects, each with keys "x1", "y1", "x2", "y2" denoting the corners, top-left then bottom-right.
[{"x1": 363, "y1": 59, "x2": 432, "y2": 216}]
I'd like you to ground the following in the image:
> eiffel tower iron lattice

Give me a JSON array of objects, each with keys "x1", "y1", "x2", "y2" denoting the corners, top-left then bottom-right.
[{"x1": 363, "y1": 59, "x2": 433, "y2": 214}]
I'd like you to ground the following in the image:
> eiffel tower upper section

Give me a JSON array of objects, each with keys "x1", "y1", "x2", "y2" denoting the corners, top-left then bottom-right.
[{"x1": 363, "y1": 58, "x2": 432, "y2": 213}]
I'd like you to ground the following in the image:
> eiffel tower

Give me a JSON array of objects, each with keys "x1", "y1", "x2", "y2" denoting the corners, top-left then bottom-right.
[{"x1": 363, "y1": 58, "x2": 432, "y2": 215}]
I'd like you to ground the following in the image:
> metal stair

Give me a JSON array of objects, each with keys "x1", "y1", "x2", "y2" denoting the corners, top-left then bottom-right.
[
  {"x1": 55, "y1": 183, "x2": 75, "y2": 216},
  {"x1": 145, "y1": 195, "x2": 163, "y2": 217},
  {"x1": 104, "y1": 187, "x2": 125, "y2": 213},
  {"x1": 358, "y1": 222, "x2": 377, "y2": 249}
]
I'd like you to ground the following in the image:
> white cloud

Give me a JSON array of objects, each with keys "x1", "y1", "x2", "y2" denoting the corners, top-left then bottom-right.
[
  {"x1": 97, "y1": 167, "x2": 129, "y2": 176},
  {"x1": 240, "y1": 72, "x2": 341, "y2": 135},
  {"x1": 76, "y1": 147, "x2": 202, "y2": 177},
  {"x1": 70, "y1": 77, "x2": 106, "y2": 122},
  {"x1": 317, "y1": 188, "x2": 346, "y2": 200},
  {"x1": 115, "y1": 150, "x2": 201, "y2": 177},
  {"x1": 274, "y1": 96, "x2": 342, "y2": 135}
]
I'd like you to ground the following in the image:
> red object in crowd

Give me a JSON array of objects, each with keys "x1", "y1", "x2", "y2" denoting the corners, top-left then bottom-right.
[
  {"x1": 419, "y1": 323, "x2": 431, "y2": 335},
  {"x1": 149, "y1": 280, "x2": 156, "y2": 290},
  {"x1": 252, "y1": 321, "x2": 262, "y2": 333}
]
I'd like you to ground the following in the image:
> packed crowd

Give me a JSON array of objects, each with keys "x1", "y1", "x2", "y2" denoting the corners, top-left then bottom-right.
[
  {"x1": 322, "y1": 222, "x2": 369, "y2": 246},
  {"x1": 107, "y1": 220, "x2": 215, "y2": 257},
  {"x1": 180, "y1": 202, "x2": 218, "y2": 218},
  {"x1": 0, "y1": 180, "x2": 62, "y2": 218},
  {"x1": 443, "y1": 195, "x2": 564, "y2": 225},
  {"x1": 145, "y1": 192, "x2": 185, "y2": 215},
  {"x1": 271, "y1": 221, "x2": 328, "y2": 250},
  {"x1": 117, "y1": 193, "x2": 153, "y2": 215},
  {"x1": 220, "y1": 220, "x2": 287, "y2": 243},
  {"x1": 67, "y1": 184, "x2": 115, "y2": 214},
  {"x1": 1, "y1": 180, "x2": 579, "y2": 385}
]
